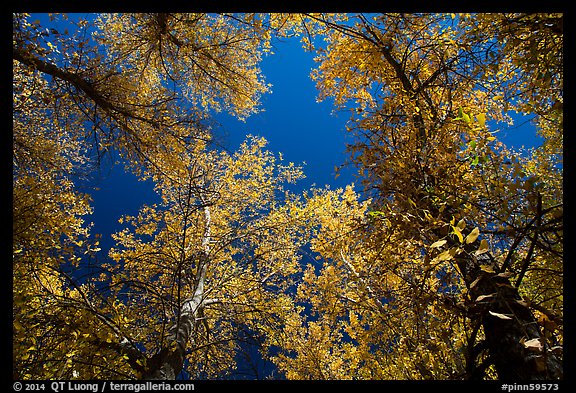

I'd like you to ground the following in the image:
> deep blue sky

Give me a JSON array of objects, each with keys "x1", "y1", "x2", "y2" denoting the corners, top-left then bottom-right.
[
  {"x1": 89, "y1": 35, "x2": 355, "y2": 255},
  {"x1": 214, "y1": 36, "x2": 355, "y2": 190},
  {"x1": 87, "y1": 32, "x2": 543, "y2": 258},
  {"x1": 26, "y1": 14, "x2": 542, "y2": 258}
]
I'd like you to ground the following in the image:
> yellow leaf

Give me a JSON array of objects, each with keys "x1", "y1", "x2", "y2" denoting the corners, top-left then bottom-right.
[
  {"x1": 436, "y1": 249, "x2": 453, "y2": 262},
  {"x1": 452, "y1": 226, "x2": 464, "y2": 243},
  {"x1": 456, "y1": 219, "x2": 466, "y2": 230},
  {"x1": 475, "y1": 239, "x2": 489, "y2": 255},
  {"x1": 465, "y1": 227, "x2": 480, "y2": 244},
  {"x1": 430, "y1": 239, "x2": 447, "y2": 249},
  {"x1": 476, "y1": 113, "x2": 486, "y2": 128},
  {"x1": 435, "y1": 247, "x2": 459, "y2": 262}
]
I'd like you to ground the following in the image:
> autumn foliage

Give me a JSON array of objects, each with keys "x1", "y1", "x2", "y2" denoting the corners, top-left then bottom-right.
[{"x1": 13, "y1": 13, "x2": 562, "y2": 380}]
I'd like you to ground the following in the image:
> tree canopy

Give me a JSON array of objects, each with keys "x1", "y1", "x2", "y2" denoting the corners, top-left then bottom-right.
[{"x1": 13, "y1": 12, "x2": 562, "y2": 381}]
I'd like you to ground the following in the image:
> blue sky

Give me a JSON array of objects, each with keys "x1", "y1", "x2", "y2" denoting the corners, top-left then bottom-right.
[
  {"x1": 26, "y1": 13, "x2": 543, "y2": 258},
  {"x1": 213, "y1": 36, "x2": 355, "y2": 190},
  {"x1": 87, "y1": 31, "x2": 544, "y2": 260},
  {"x1": 88, "y1": 35, "x2": 356, "y2": 255}
]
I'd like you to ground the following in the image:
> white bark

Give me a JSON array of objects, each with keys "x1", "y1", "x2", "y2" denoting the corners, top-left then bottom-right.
[{"x1": 144, "y1": 205, "x2": 212, "y2": 380}]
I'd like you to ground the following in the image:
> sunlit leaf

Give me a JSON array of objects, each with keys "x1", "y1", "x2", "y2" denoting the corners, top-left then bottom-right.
[
  {"x1": 476, "y1": 113, "x2": 486, "y2": 128},
  {"x1": 523, "y1": 338, "x2": 543, "y2": 352},
  {"x1": 430, "y1": 239, "x2": 447, "y2": 249},
  {"x1": 475, "y1": 239, "x2": 489, "y2": 255},
  {"x1": 480, "y1": 265, "x2": 496, "y2": 274},
  {"x1": 436, "y1": 249, "x2": 453, "y2": 261},
  {"x1": 12, "y1": 11, "x2": 563, "y2": 381},
  {"x1": 475, "y1": 294, "x2": 494, "y2": 302},
  {"x1": 456, "y1": 219, "x2": 466, "y2": 231},
  {"x1": 465, "y1": 227, "x2": 480, "y2": 244},
  {"x1": 489, "y1": 311, "x2": 513, "y2": 320},
  {"x1": 452, "y1": 226, "x2": 464, "y2": 243}
]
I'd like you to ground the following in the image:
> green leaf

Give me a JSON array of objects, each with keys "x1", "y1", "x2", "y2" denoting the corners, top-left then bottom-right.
[
  {"x1": 471, "y1": 155, "x2": 479, "y2": 166},
  {"x1": 457, "y1": 106, "x2": 464, "y2": 119}
]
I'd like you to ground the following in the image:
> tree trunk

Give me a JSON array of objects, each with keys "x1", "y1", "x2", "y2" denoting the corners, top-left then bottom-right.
[
  {"x1": 142, "y1": 206, "x2": 212, "y2": 380},
  {"x1": 353, "y1": 13, "x2": 563, "y2": 380},
  {"x1": 142, "y1": 312, "x2": 198, "y2": 380},
  {"x1": 456, "y1": 245, "x2": 562, "y2": 380}
]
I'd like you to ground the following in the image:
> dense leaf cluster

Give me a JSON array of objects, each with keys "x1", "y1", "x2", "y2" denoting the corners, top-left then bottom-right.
[{"x1": 13, "y1": 13, "x2": 562, "y2": 380}]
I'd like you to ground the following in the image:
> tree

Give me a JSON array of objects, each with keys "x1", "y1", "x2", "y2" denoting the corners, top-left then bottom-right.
[
  {"x1": 12, "y1": 12, "x2": 295, "y2": 379},
  {"x1": 12, "y1": 13, "x2": 278, "y2": 175},
  {"x1": 96, "y1": 136, "x2": 314, "y2": 379},
  {"x1": 13, "y1": 38, "x2": 97, "y2": 379},
  {"x1": 267, "y1": 13, "x2": 562, "y2": 380},
  {"x1": 13, "y1": 12, "x2": 563, "y2": 381}
]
